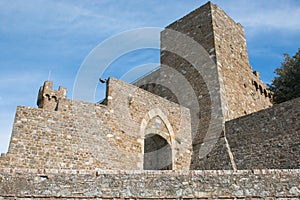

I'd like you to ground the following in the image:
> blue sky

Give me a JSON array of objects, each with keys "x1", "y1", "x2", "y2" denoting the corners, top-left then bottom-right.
[{"x1": 0, "y1": 0, "x2": 299, "y2": 153}]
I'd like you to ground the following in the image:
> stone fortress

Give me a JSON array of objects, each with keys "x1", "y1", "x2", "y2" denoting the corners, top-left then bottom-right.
[{"x1": 0, "y1": 1, "x2": 299, "y2": 199}]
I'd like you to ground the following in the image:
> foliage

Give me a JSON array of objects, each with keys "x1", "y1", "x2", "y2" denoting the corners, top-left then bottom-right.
[{"x1": 269, "y1": 48, "x2": 300, "y2": 104}]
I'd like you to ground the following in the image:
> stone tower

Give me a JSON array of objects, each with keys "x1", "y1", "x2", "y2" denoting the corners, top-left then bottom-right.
[
  {"x1": 37, "y1": 81, "x2": 67, "y2": 111},
  {"x1": 162, "y1": 1, "x2": 272, "y2": 121},
  {"x1": 135, "y1": 1, "x2": 272, "y2": 169}
]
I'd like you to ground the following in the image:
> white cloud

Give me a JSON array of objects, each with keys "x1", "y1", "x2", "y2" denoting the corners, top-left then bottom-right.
[
  {"x1": 0, "y1": 0, "x2": 299, "y2": 155},
  {"x1": 214, "y1": 0, "x2": 300, "y2": 33},
  {"x1": 1, "y1": 0, "x2": 299, "y2": 38},
  {"x1": 248, "y1": 48, "x2": 283, "y2": 59},
  {"x1": 241, "y1": 9, "x2": 300, "y2": 31},
  {"x1": 0, "y1": 0, "x2": 159, "y2": 38},
  {"x1": 0, "y1": 71, "x2": 45, "y2": 85}
]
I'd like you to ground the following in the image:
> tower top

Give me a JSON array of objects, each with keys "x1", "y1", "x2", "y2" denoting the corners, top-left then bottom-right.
[{"x1": 37, "y1": 81, "x2": 66, "y2": 111}]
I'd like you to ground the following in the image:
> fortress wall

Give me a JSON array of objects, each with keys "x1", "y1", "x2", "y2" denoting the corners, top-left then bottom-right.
[
  {"x1": 226, "y1": 97, "x2": 300, "y2": 169},
  {"x1": 193, "y1": 97, "x2": 300, "y2": 170},
  {"x1": 167, "y1": 1, "x2": 273, "y2": 121},
  {"x1": 163, "y1": 1, "x2": 272, "y2": 122},
  {"x1": 160, "y1": 2, "x2": 223, "y2": 146},
  {"x1": 0, "y1": 168, "x2": 300, "y2": 199},
  {"x1": 107, "y1": 78, "x2": 193, "y2": 170},
  {"x1": 0, "y1": 78, "x2": 192, "y2": 170},
  {"x1": 191, "y1": 136, "x2": 233, "y2": 170},
  {"x1": 211, "y1": 3, "x2": 273, "y2": 121},
  {"x1": 135, "y1": 2, "x2": 274, "y2": 170},
  {"x1": 0, "y1": 101, "x2": 141, "y2": 170},
  {"x1": 157, "y1": 2, "x2": 273, "y2": 123}
]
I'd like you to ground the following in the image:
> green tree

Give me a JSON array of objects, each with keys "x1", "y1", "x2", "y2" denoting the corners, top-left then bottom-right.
[{"x1": 269, "y1": 48, "x2": 300, "y2": 104}]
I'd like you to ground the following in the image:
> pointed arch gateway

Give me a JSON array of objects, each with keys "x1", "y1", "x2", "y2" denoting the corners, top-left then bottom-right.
[
  {"x1": 144, "y1": 133, "x2": 172, "y2": 170},
  {"x1": 140, "y1": 108, "x2": 175, "y2": 170}
]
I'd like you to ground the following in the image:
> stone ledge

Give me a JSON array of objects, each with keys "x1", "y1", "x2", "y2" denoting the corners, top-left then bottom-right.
[
  {"x1": 1, "y1": 194, "x2": 300, "y2": 199},
  {"x1": 0, "y1": 168, "x2": 300, "y2": 175},
  {"x1": 1, "y1": 168, "x2": 300, "y2": 198}
]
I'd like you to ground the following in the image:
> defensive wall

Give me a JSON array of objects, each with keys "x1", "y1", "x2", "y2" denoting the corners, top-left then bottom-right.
[
  {"x1": 134, "y1": 1, "x2": 273, "y2": 170},
  {"x1": 0, "y1": 1, "x2": 299, "y2": 199},
  {"x1": 0, "y1": 169, "x2": 300, "y2": 199},
  {"x1": 195, "y1": 97, "x2": 300, "y2": 170},
  {"x1": 0, "y1": 78, "x2": 192, "y2": 170},
  {"x1": 226, "y1": 97, "x2": 300, "y2": 170}
]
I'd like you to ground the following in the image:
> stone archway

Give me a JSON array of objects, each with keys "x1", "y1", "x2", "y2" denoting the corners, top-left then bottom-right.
[
  {"x1": 140, "y1": 108, "x2": 175, "y2": 170},
  {"x1": 144, "y1": 133, "x2": 172, "y2": 170}
]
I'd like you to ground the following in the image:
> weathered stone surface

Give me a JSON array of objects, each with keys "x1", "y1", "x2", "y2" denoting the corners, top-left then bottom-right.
[
  {"x1": 226, "y1": 97, "x2": 300, "y2": 169},
  {"x1": 194, "y1": 97, "x2": 300, "y2": 170},
  {"x1": 0, "y1": 169, "x2": 300, "y2": 199},
  {"x1": 37, "y1": 81, "x2": 66, "y2": 111},
  {"x1": 0, "y1": 78, "x2": 192, "y2": 170},
  {"x1": 134, "y1": 2, "x2": 273, "y2": 169},
  {"x1": 0, "y1": 2, "x2": 299, "y2": 199}
]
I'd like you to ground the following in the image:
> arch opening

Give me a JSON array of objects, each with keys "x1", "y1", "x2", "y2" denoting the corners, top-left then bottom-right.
[{"x1": 143, "y1": 133, "x2": 172, "y2": 170}]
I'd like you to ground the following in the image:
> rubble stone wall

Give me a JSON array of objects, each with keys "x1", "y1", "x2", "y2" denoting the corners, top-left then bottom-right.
[
  {"x1": 226, "y1": 97, "x2": 300, "y2": 169},
  {"x1": 0, "y1": 78, "x2": 192, "y2": 170},
  {"x1": 0, "y1": 168, "x2": 300, "y2": 199},
  {"x1": 211, "y1": 3, "x2": 272, "y2": 120},
  {"x1": 196, "y1": 97, "x2": 300, "y2": 170},
  {"x1": 134, "y1": 2, "x2": 273, "y2": 169}
]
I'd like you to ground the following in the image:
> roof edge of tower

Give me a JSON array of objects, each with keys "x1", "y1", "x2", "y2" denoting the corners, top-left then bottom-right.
[{"x1": 165, "y1": 1, "x2": 214, "y2": 29}]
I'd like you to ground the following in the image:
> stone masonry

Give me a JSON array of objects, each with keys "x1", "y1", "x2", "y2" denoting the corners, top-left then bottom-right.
[
  {"x1": 195, "y1": 97, "x2": 300, "y2": 170},
  {"x1": 162, "y1": 1, "x2": 273, "y2": 121},
  {"x1": 134, "y1": 1, "x2": 273, "y2": 170},
  {"x1": 0, "y1": 1, "x2": 300, "y2": 199},
  {"x1": 37, "y1": 80, "x2": 67, "y2": 111},
  {"x1": 226, "y1": 97, "x2": 300, "y2": 169},
  {"x1": 1, "y1": 169, "x2": 300, "y2": 199},
  {"x1": 0, "y1": 78, "x2": 192, "y2": 170}
]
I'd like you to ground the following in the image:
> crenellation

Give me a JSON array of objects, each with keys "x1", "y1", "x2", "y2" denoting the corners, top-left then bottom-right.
[
  {"x1": 210, "y1": 3, "x2": 273, "y2": 120},
  {"x1": 134, "y1": 1, "x2": 274, "y2": 169},
  {"x1": 37, "y1": 80, "x2": 67, "y2": 111},
  {"x1": 1, "y1": 78, "x2": 192, "y2": 171},
  {"x1": 251, "y1": 71, "x2": 272, "y2": 100},
  {"x1": 0, "y1": 1, "x2": 299, "y2": 198}
]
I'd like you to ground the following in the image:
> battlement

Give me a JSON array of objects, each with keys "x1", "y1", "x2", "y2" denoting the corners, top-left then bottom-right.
[
  {"x1": 0, "y1": 2, "x2": 299, "y2": 198},
  {"x1": 252, "y1": 71, "x2": 273, "y2": 99},
  {"x1": 1, "y1": 78, "x2": 192, "y2": 170},
  {"x1": 37, "y1": 81, "x2": 67, "y2": 111}
]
